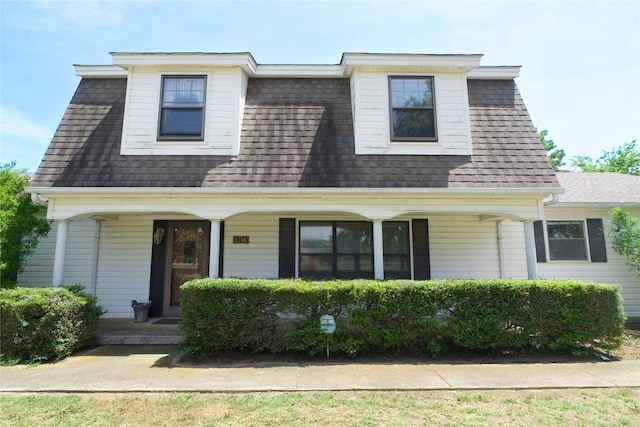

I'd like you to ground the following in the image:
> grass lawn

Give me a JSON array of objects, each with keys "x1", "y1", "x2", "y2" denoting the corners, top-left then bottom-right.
[{"x1": 1, "y1": 389, "x2": 639, "y2": 426}]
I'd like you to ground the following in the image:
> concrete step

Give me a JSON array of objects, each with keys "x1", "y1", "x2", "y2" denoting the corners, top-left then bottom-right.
[
  {"x1": 96, "y1": 318, "x2": 184, "y2": 346},
  {"x1": 96, "y1": 334, "x2": 183, "y2": 345}
]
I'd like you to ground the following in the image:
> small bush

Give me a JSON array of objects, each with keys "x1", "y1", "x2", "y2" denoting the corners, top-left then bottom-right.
[
  {"x1": 179, "y1": 279, "x2": 625, "y2": 357},
  {"x1": 0, "y1": 285, "x2": 105, "y2": 364}
]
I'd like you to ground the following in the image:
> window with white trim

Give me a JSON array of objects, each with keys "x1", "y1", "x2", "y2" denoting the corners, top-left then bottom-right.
[
  {"x1": 546, "y1": 221, "x2": 588, "y2": 260},
  {"x1": 534, "y1": 218, "x2": 608, "y2": 263},
  {"x1": 158, "y1": 76, "x2": 206, "y2": 139},
  {"x1": 389, "y1": 76, "x2": 437, "y2": 141}
]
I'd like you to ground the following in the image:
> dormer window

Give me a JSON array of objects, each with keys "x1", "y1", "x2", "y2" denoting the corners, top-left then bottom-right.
[
  {"x1": 389, "y1": 76, "x2": 437, "y2": 141},
  {"x1": 159, "y1": 76, "x2": 206, "y2": 139}
]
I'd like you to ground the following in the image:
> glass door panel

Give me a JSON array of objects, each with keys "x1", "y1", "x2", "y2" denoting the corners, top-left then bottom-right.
[{"x1": 163, "y1": 221, "x2": 210, "y2": 317}]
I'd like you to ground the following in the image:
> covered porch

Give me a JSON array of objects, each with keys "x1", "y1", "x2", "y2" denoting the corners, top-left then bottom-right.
[{"x1": 26, "y1": 187, "x2": 555, "y2": 318}]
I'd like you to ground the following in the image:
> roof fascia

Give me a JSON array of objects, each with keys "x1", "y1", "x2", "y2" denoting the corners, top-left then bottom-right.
[
  {"x1": 110, "y1": 52, "x2": 258, "y2": 75},
  {"x1": 467, "y1": 66, "x2": 521, "y2": 79},
  {"x1": 548, "y1": 202, "x2": 640, "y2": 209},
  {"x1": 71, "y1": 63, "x2": 521, "y2": 80},
  {"x1": 74, "y1": 65, "x2": 128, "y2": 78},
  {"x1": 341, "y1": 53, "x2": 483, "y2": 76},
  {"x1": 80, "y1": 52, "x2": 514, "y2": 79},
  {"x1": 254, "y1": 64, "x2": 344, "y2": 78}
]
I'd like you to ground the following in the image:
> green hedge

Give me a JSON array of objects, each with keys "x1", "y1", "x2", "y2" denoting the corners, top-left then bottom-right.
[
  {"x1": 179, "y1": 279, "x2": 625, "y2": 357},
  {"x1": 0, "y1": 285, "x2": 105, "y2": 364}
]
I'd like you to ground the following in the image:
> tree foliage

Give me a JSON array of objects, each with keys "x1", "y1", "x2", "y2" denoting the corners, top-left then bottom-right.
[
  {"x1": 609, "y1": 207, "x2": 640, "y2": 277},
  {"x1": 538, "y1": 129, "x2": 566, "y2": 171},
  {"x1": 0, "y1": 162, "x2": 51, "y2": 287},
  {"x1": 572, "y1": 140, "x2": 640, "y2": 175}
]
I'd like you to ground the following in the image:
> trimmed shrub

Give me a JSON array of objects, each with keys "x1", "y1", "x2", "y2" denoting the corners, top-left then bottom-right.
[
  {"x1": 0, "y1": 286, "x2": 105, "y2": 364},
  {"x1": 179, "y1": 279, "x2": 625, "y2": 357}
]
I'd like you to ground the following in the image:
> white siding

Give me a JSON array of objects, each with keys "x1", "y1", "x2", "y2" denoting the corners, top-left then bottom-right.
[
  {"x1": 502, "y1": 210, "x2": 640, "y2": 319},
  {"x1": 20, "y1": 210, "x2": 637, "y2": 319},
  {"x1": 236, "y1": 70, "x2": 249, "y2": 156},
  {"x1": 222, "y1": 214, "x2": 504, "y2": 280},
  {"x1": 540, "y1": 208, "x2": 640, "y2": 319},
  {"x1": 95, "y1": 217, "x2": 153, "y2": 318},
  {"x1": 223, "y1": 215, "x2": 280, "y2": 278},
  {"x1": 500, "y1": 220, "x2": 528, "y2": 279},
  {"x1": 120, "y1": 67, "x2": 247, "y2": 156},
  {"x1": 351, "y1": 69, "x2": 471, "y2": 155},
  {"x1": 429, "y1": 216, "x2": 500, "y2": 278},
  {"x1": 17, "y1": 219, "x2": 96, "y2": 288}
]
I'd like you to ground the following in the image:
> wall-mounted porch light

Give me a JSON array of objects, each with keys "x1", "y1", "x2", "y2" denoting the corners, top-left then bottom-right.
[{"x1": 153, "y1": 228, "x2": 165, "y2": 245}]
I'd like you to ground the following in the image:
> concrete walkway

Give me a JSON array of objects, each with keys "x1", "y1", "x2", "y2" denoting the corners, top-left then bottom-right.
[{"x1": 1, "y1": 345, "x2": 639, "y2": 393}]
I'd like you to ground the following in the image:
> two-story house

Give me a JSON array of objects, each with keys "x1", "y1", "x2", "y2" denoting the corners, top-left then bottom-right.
[{"x1": 19, "y1": 52, "x2": 636, "y2": 322}]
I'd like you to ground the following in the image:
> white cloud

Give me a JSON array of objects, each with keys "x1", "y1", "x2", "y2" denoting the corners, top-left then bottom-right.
[
  {"x1": 0, "y1": 106, "x2": 55, "y2": 144},
  {"x1": 2, "y1": 0, "x2": 126, "y2": 33},
  {"x1": 0, "y1": 106, "x2": 55, "y2": 170}
]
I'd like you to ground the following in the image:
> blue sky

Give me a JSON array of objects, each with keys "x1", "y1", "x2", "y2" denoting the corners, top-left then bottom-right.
[{"x1": 1, "y1": 0, "x2": 638, "y2": 172}]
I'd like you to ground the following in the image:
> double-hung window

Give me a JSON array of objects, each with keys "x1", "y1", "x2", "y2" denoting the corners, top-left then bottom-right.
[
  {"x1": 389, "y1": 76, "x2": 437, "y2": 141},
  {"x1": 159, "y1": 76, "x2": 206, "y2": 139},
  {"x1": 546, "y1": 221, "x2": 588, "y2": 260},
  {"x1": 535, "y1": 219, "x2": 608, "y2": 262},
  {"x1": 299, "y1": 221, "x2": 373, "y2": 279}
]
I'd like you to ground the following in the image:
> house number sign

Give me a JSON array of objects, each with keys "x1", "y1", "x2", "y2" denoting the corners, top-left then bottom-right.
[
  {"x1": 232, "y1": 236, "x2": 250, "y2": 244},
  {"x1": 320, "y1": 315, "x2": 336, "y2": 334}
]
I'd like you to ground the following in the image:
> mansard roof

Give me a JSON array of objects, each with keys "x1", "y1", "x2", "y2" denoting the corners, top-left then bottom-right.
[{"x1": 31, "y1": 77, "x2": 559, "y2": 190}]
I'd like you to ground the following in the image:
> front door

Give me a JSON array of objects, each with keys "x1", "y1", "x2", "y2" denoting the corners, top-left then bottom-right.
[{"x1": 163, "y1": 221, "x2": 210, "y2": 317}]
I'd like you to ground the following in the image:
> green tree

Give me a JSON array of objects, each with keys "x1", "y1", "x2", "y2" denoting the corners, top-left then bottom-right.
[
  {"x1": 609, "y1": 207, "x2": 640, "y2": 277},
  {"x1": 538, "y1": 129, "x2": 566, "y2": 171},
  {"x1": 0, "y1": 162, "x2": 51, "y2": 287},
  {"x1": 572, "y1": 140, "x2": 640, "y2": 175}
]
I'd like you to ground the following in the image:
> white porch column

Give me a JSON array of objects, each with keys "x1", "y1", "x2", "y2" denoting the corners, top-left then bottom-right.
[
  {"x1": 209, "y1": 219, "x2": 221, "y2": 278},
  {"x1": 522, "y1": 220, "x2": 538, "y2": 279},
  {"x1": 89, "y1": 219, "x2": 102, "y2": 296},
  {"x1": 373, "y1": 219, "x2": 384, "y2": 280},
  {"x1": 52, "y1": 219, "x2": 69, "y2": 286}
]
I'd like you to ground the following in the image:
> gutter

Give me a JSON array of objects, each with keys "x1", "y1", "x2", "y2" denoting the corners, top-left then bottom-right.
[
  {"x1": 546, "y1": 202, "x2": 640, "y2": 209},
  {"x1": 26, "y1": 186, "x2": 564, "y2": 198}
]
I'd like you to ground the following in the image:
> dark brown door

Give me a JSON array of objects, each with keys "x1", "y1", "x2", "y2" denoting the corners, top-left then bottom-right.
[{"x1": 163, "y1": 221, "x2": 210, "y2": 317}]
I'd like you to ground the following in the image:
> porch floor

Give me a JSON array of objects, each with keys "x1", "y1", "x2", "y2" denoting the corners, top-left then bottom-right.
[{"x1": 96, "y1": 318, "x2": 184, "y2": 345}]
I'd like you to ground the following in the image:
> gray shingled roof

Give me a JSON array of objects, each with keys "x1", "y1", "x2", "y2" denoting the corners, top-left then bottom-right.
[
  {"x1": 31, "y1": 77, "x2": 559, "y2": 189},
  {"x1": 555, "y1": 172, "x2": 640, "y2": 204}
]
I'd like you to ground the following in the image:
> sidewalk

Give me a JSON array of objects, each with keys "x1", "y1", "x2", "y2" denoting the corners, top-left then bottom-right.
[{"x1": 1, "y1": 345, "x2": 639, "y2": 393}]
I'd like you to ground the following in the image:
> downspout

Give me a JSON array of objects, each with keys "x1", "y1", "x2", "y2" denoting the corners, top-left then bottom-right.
[
  {"x1": 497, "y1": 219, "x2": 505, "y2": 278},
  {"x1": 31, "y1": 193, "x2": 49, "y2": 207},
  {"x1": 543, "y1": 193, "x2": 560, "y2": 206}
]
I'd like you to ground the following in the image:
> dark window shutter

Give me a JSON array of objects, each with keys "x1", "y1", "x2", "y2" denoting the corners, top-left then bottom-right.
[
  {"x1": 218, "y1": 221, "x2": 225, "y2": 277},
  {"x1": 148, "y1": 220, "x2": 168, "y2": 318},
  {"x1": 279, "y1": 218, "x2": 296, "y2": 278},
  {"x1": 412, "y1": 219, "x2": 431, "y2": 280},
  {"x1": 533, "y1": 220, "x2": 547, "y2": 263},
  {"x1": 587, "y1": 218, "x2": 608, "y2": 262}
]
